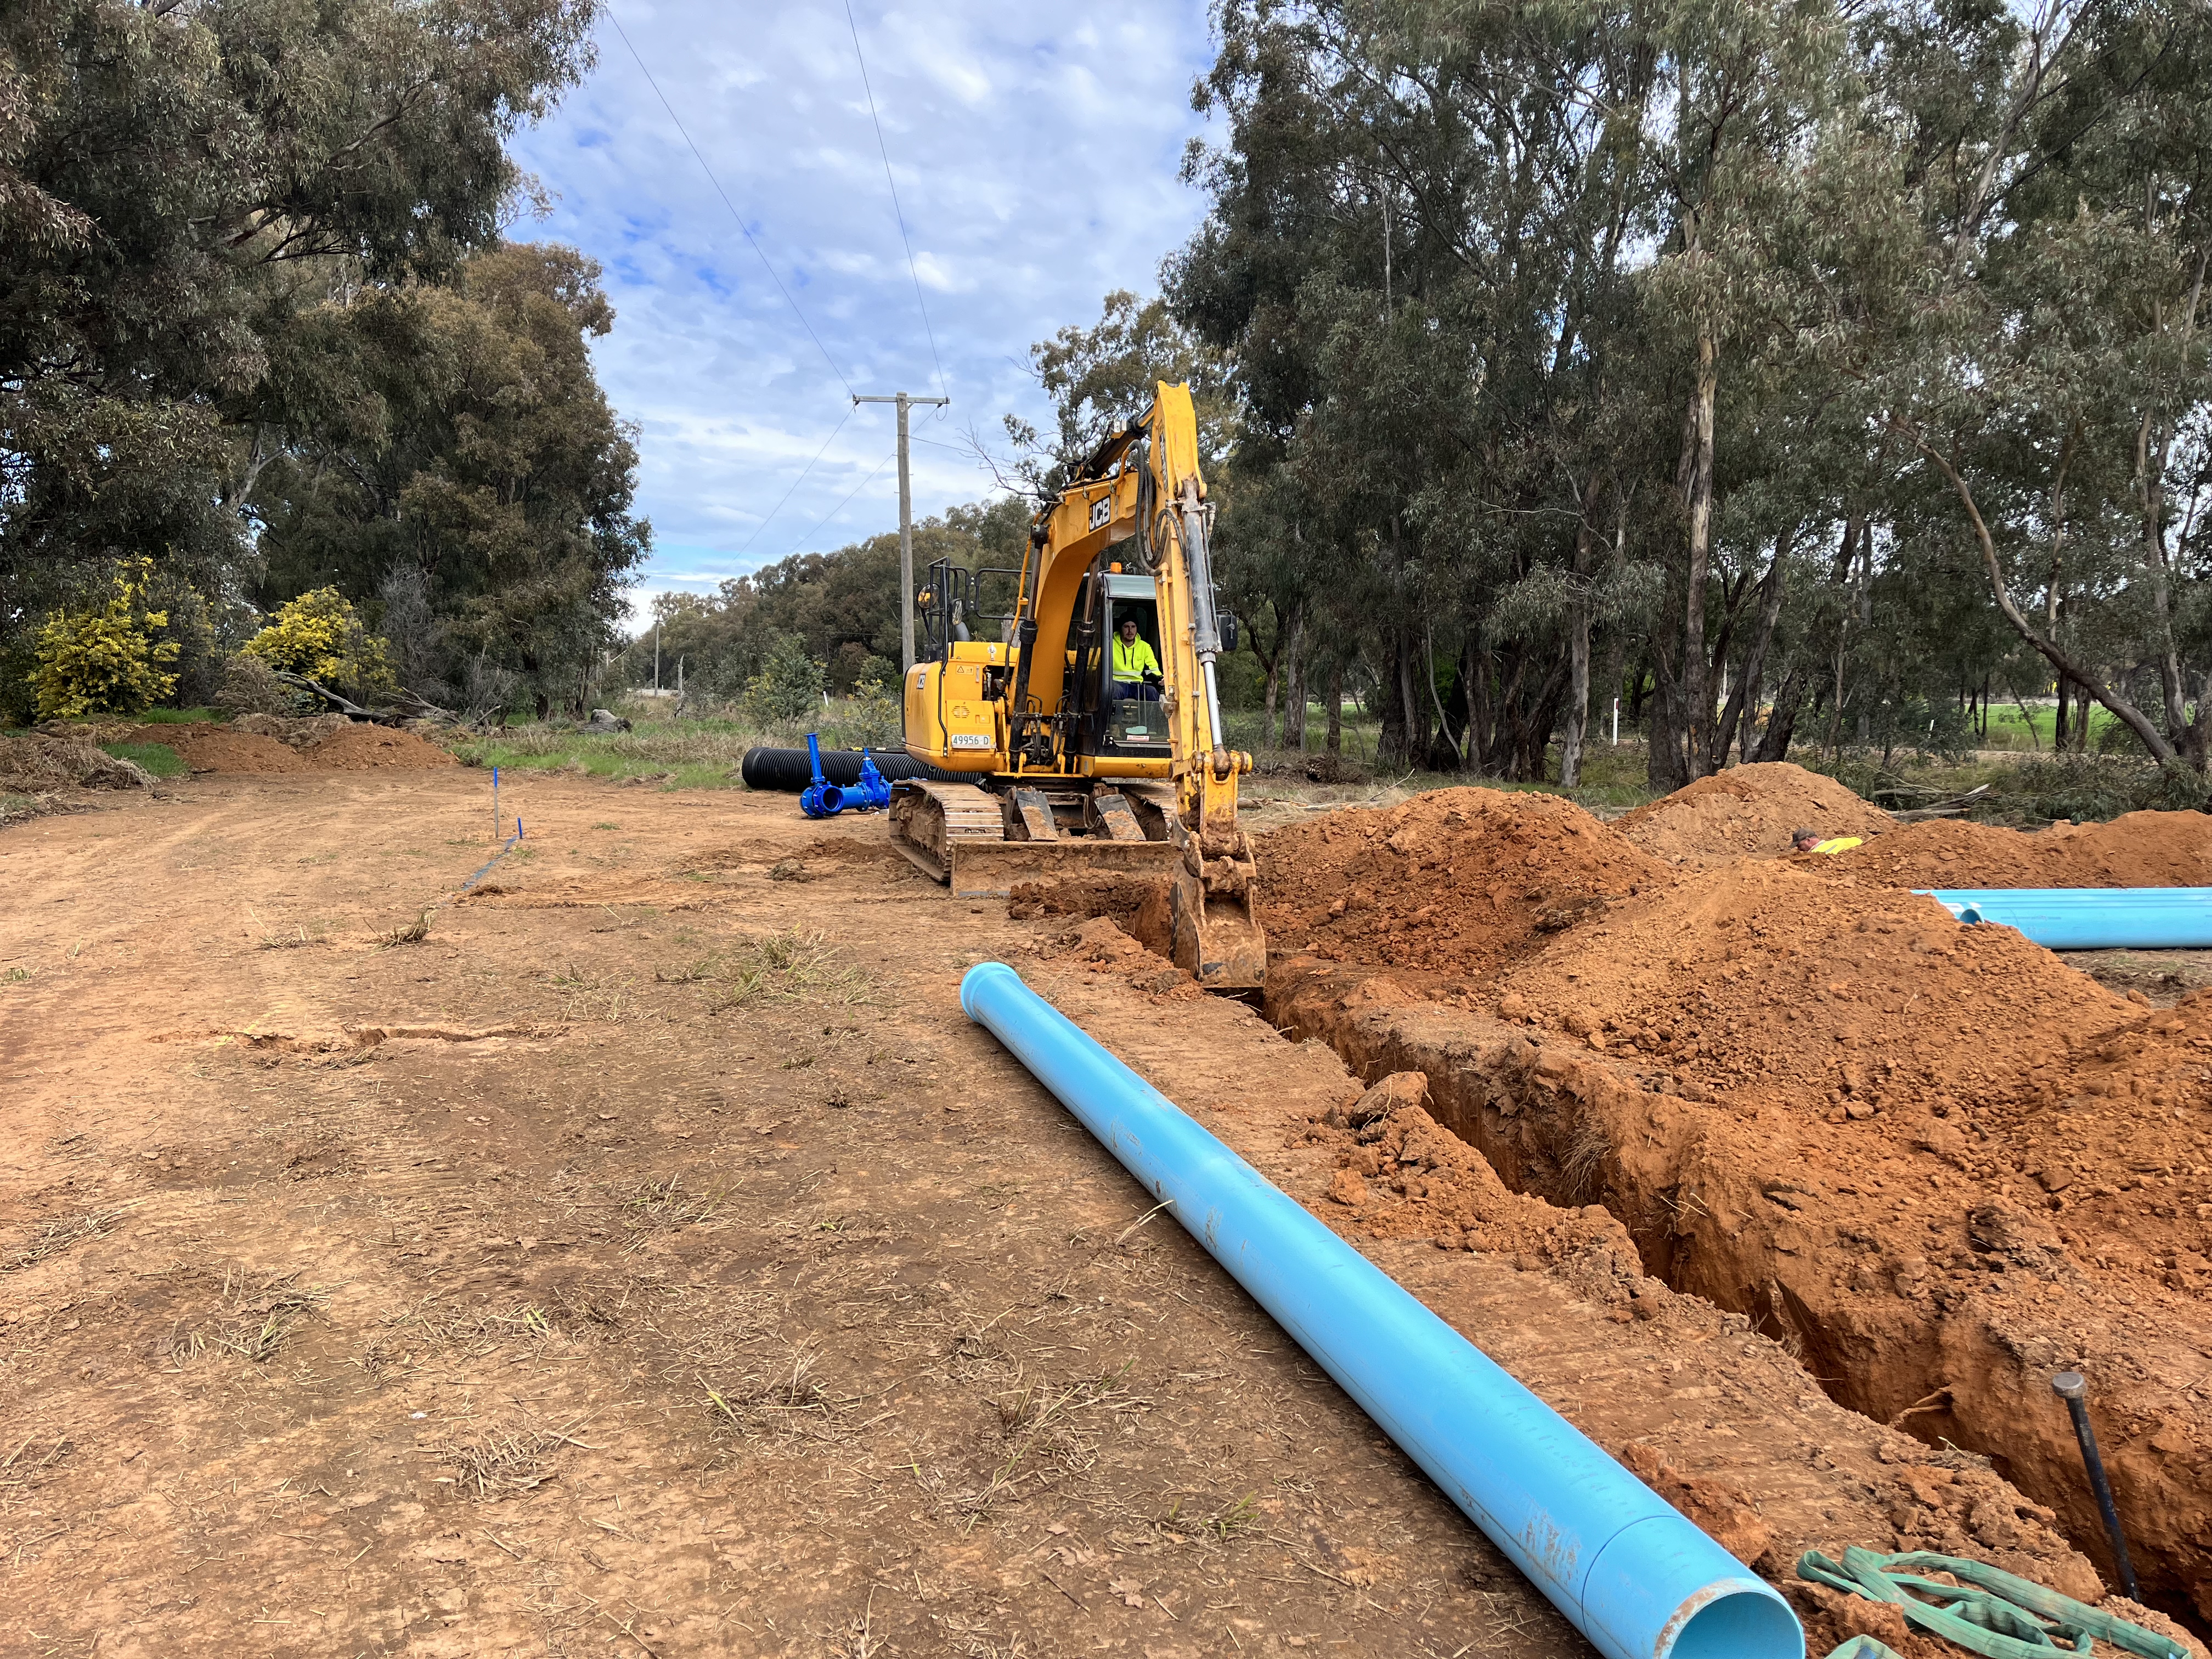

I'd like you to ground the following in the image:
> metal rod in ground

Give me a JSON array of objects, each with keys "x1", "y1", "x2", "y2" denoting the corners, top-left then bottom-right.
[
  {"x1": 493, "y1": 765, "x2": 500, "y2": 842},
  {"x1": 2051, "y1": 1370, "x2": 2141, "y2": 1602}
]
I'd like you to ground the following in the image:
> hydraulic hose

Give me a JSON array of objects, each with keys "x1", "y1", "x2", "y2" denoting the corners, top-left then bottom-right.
[
  {"x1": 740, "y1": 746, "x2": 962, "y2": 792},
  {"x1": 960, "y1": 962, "x2": 1804, "y2": 1659}
]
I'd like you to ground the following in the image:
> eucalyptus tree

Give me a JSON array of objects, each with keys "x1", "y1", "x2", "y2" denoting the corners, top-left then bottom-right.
[
  {"x1": 1, "y1": 0, "x2": 600, "y2": 716},
  {"x1": 1828, "y1": 0, "x2": 2212, "y2": 769}
]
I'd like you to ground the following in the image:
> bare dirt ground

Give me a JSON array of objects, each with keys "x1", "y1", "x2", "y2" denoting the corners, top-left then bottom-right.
[
  {"x1": 1, "y1": 774, "x2": 1594, "y2": 1659},
  {"x1": 0, "y1": 771, "x2": 2147, "y2": 1659}
]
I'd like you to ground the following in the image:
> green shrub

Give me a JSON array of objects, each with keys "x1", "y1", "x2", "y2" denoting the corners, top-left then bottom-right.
[
  {"x1": 846, "y1": 660, "x2": 905, "y2": 750},
  {"x1": 743, "y1": 635, "x2": 826, "y2": 725},
  {"x1": 244, "y1": 588, "x2": 396, "y2": 694},
  {"x1": 31, "y1": 558, "x2": 182, "y2": 719}
]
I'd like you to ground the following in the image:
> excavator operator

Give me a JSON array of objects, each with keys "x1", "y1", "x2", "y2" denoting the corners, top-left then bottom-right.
[{"x1": 1111, "y1": 616, "x2": 1162, "y2": 702}]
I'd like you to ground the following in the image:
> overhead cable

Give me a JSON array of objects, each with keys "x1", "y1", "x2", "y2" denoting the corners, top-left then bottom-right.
[
  {"x1": 784, "y1": 452, "x2": 899, "y2": 558},
  {"x1": 606, "y1": 5, "x2": 855, "y2": 399},
  {"x1": 736, "y1": 407, "x2": 855, "y2": 557},
  {"x1": 842, "y1": 0, "x2": 950, "y2": 406}
]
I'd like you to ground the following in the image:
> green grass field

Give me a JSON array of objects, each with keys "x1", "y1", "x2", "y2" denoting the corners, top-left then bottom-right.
[{"x1": 100, "y1": 742, "x2": 187, "y2": 778}]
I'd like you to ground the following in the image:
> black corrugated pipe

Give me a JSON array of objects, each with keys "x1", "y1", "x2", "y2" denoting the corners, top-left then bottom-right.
[{"x1": 740, "y1": 746, "x2": 965, "y2": 792}]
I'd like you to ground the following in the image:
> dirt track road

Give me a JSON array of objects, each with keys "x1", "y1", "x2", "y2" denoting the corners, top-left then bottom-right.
[{"x1": 1, "y1": 774, "x2": 1600, "y2": 1658}]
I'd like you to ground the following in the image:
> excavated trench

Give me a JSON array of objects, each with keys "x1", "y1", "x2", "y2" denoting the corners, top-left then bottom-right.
[{"x1": 1265, "y1": 956, "x2": 2212, "y2": 1633}]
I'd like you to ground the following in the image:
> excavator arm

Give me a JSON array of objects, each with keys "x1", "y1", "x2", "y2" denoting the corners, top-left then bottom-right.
[{"x1": 1141, "y1": 387, "x2": 1265, "y2": 984}]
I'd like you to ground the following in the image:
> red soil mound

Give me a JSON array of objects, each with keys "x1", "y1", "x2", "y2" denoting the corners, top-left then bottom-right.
[
  {"x1": 302, "y1": 723, "x2": 456, "y2": 769},
  {"x1": 125, "y1": 725, "x2": 306, "y2": 774},
  {"x1": 1255, "y1": 787, "x2": 1668, "y2": 976},
  {"x1": 1497, "y1": 859, "x2": 2134, "y2": 1118},
  {"x1": 105, "y1": 719, "x2": 453, "y2": 773},
  {"x1": 1616, "y1": 761, "x2": 1894, "y2": 863},
  {"x1": 1827, "y1": 811, "x2": 2212, "y2": 889}
]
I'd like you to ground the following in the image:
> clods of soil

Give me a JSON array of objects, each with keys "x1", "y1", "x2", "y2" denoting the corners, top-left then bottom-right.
[{"x1": 1255, "y1": 787, "x2": 1666, "y2": 974}]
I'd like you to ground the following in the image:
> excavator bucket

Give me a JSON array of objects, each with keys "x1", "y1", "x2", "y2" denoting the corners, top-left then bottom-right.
[{"x1": 1169, "y1": 865, "x2": 1266, "y2": 990}]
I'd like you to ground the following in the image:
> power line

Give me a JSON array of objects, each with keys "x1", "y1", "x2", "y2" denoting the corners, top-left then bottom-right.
[
  {"x1": 606, "y1": 5, "x2": 855, "y2": 399},
  {"x1": 842, "y1": 0, "x2": 949, "y2": 405},
  {"x1": 783, "y1": 452, "x2": 898, "y2": 558},
  {"x1": 735, "y1": 407, "x2": 854, "y2": 558}
]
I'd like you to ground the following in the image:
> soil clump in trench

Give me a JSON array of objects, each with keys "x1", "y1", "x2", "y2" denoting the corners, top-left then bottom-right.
[{"x1": 1251, "y1": 789, "x2": 2212, "y2": 1624}]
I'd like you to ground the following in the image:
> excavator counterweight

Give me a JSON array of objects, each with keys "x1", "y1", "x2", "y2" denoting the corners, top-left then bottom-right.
[{"x1": 887, "y1": 383, "x2": 1265, "y2": 989}]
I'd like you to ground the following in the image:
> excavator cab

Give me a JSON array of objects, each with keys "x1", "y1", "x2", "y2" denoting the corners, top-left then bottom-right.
[{"x1": 1077, "y1": 572, "x2": 1170, "y2": 759}]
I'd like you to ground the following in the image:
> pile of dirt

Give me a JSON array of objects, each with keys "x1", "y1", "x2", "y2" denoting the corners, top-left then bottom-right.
[
  {"x1": 1255, "y1": 787, "x2": 1668, "y2": 975},
  {"x1": 89, "y1": 718, "x2": 455, "y2": 774},
  {"x1": 122, "y1": 725, "x2": 308, "y2": 774},
  {"x1": 1494, "y1": 855, "x2": 2212, "y2": 1293},
  {"x1": 1496, "y1": 858, "x2": 2135, "y2": 1115},
  {"x1": 1615, "y1": 761, "x2": 1894, "y2": 863},
  {"x1": 301, "y1": 722, "x2": 456, "y2": 769},
  {"x1": 229, "y1": 713, "x2": 351, "y2": 748},
  {"x1": 1827, "y1": 811, "x2": 2212, "y2": 889},
  {"x1": 0, "y1": 735, "x2": 153, "y2": 791}
]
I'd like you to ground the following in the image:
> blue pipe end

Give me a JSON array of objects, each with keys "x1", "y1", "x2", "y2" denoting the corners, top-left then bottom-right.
[{"x1": 961, "y1": 961, "x2": 1020, "y2": 1022}]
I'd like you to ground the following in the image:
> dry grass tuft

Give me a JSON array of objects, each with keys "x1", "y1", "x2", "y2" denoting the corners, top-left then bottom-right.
[
  {"x1": 426, "y1": 1426, "x2": 567, "y2": 1500},
  {"x1": 620, "y1": 1173, "x2": 726, "y2": 1250},
  {"x1": 173, "y1": 1269, "x2": 330, "y2": 1363},
  {"x1": 380, "y1": 910, "x2": 432, "y2": 947},
  {"x1": 250, "y1": 909, "x2": 329, "y2": 950},
  {"x1": 695, "y1": 1344, "x2": 862, "y2": 1453},
  {"x1": 660, "y1": 929, "x2": 870, "y2": 1013},
  {"x1": 392, "y1": 1295, "x2": 565, "y2": 1359},
  {"x1": 3, "y1": 1204, "x2": 132, "y2": 1273},
  {"x1": 1158, "y1": 1488, "x2": 1261, "y2": 1542},
  {"x1": 546, "y1": 964, "x2": 634, "y2": 1020},
  {"x1": 943, "y1": 1363, "x2": 1147, "y2": 1528}
]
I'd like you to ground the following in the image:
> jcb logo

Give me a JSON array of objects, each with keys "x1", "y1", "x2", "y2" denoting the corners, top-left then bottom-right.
[{"x1": 1088, "y1": 496, "x2": 1111, "y2": 531}]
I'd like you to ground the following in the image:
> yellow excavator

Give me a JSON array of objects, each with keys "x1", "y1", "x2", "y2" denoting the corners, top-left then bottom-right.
[{"x1": 888, "y1": 381, "x2": 1265, "y2": 990}]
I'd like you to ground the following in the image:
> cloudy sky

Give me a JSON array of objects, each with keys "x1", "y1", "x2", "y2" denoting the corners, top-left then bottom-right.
[{"x1": 506, "y1": 1, "x2": 1221, "y2": 632}]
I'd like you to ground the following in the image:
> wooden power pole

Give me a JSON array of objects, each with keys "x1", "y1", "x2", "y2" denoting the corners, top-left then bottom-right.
[{"x1": 855, "y1": 391, "x2": 949, "y2": 672}]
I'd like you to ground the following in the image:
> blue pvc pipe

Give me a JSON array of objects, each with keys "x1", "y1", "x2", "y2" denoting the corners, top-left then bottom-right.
[
  {"x1": 1918, "y1": 887, "x2": 2212, "y2": 950},
  {"x1": 960, "y1": 962, "x2": 1803, "y2": 1659}
]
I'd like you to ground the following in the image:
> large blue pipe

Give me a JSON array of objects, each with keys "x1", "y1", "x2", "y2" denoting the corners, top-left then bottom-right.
[
  {"x1": 1918, "y1": 887, "x2": 2212, "y2": 950},
  {"x1": 960, "y1": 962, "x2": 1803, "y2": 1659}
]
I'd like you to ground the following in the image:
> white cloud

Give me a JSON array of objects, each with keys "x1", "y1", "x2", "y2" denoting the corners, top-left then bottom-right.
[
  {"x1": 908, "y1": 250, "x2": 967, "y2": 294},
  {"x1": 506, "y1": 0, "x2": 1217, "y2": 619}
]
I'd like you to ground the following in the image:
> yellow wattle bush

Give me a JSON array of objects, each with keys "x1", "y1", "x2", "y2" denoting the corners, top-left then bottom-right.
[
  {"x1": 31, "y1": 558, "x2": 182, "y2": 719},
  {"x1": 242, "y1": 588, "x2": 396, "y2": 693}
]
